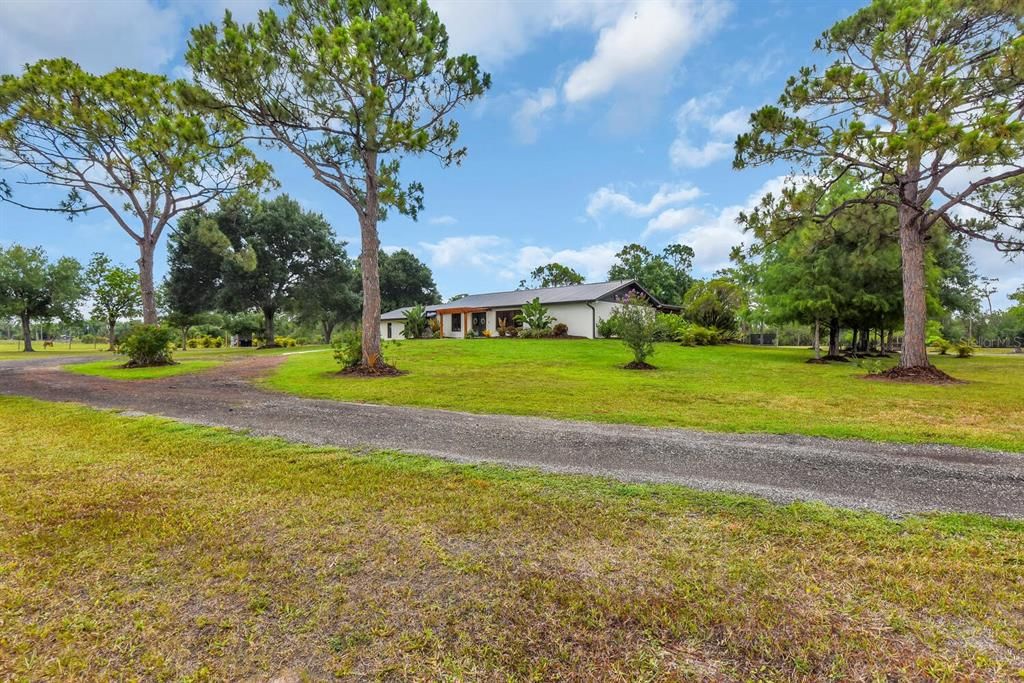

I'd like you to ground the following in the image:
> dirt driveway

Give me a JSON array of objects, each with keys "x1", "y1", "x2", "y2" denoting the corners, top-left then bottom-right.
[{"x1": 2, "y1": 354, "x2": 1022, "y2": 518}]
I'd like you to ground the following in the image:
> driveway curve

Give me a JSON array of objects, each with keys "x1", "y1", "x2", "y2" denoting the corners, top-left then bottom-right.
[{"x1": 2, "y1": 354, "x2": 1022, "y2": 518}]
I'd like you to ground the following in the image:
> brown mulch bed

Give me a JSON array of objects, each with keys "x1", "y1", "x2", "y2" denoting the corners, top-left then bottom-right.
[
  {"x1": 623, "y1": 361, "x2": 657, "y2": 370},
  {"x1": 864, "y1": 364, "x2": 963, "y2": 385},
  {"x1": 338, "y1": 363, "x2": 406, "y2": 377}
]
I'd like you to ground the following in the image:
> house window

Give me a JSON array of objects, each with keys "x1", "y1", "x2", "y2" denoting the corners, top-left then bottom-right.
[
  {"x1": 495, "y1": 310, "x2": 522, "y2": 329},
  {"x1": 450, "y1": 313, "x2": 462, "y2": 332},
  {"x1": 387, "y1": 322, "x2": 392, "y2": 339}
]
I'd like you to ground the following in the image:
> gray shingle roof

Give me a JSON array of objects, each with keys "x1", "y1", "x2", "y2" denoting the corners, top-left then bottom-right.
[{"x1": 380, "y1": 280, "x2": 639, "y2": 320}]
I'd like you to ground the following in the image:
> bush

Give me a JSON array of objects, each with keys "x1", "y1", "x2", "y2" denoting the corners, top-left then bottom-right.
[
  {"x1": 681, "y1": 279, "x2": 745, "y2": 334},
  {"x1": 402, "y1": 305, "x2": 429, "y2": 339},
  {"x1": 954, "y1": 339, "x2": 975, "y2": 358},
  {"x1": 653, "y1": 312, "x2": 686, "y2": 342},
  {"x1": 552, "y1": 322, "x2": 569, "y2": 337},
  {"x1": 519, "y1": 327, "x2": 551, "y2": 339},
  {"x1": 597, "y1": 316, "x2": 620, "y2": 338},
  {"x1": 120, "y1": 324, "x2": 175, "y2": 367},
  {"x1": 332, "y1": 328, "x2": 364, "y2": 369},
  {"x1": 614, "y1": 294, "x2": 658, "y2": 367},
  {"x1": 930, "y1": 337, "x2": 952, "y2": 355},
  {"x1": 515, "y1": 297, "x2": 554, "y2": 332}
]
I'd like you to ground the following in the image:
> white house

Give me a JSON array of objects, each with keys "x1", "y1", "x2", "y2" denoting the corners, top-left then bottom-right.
[{"x1": 379, "y1": 279, "x2": 673, "y2": 340}]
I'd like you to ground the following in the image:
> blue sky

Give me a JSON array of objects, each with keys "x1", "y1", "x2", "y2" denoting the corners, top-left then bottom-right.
[{"x1": 1, "y1": 0, "x2": 1020, "y2": 307}]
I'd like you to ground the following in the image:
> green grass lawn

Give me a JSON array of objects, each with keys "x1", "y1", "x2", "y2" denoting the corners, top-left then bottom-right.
[
  {"x1": 64, "y1": 358, "x2": 222, "y2": 380},
  {"x1": 266, "y1": 340, "x2": 1024, "y2": 452},
  {"x1": 0, "y1": 340, "x2": 106, "y2": 359},
  {"x1": 0, "y1": 396, "x2": 1020, "y2": 680}
]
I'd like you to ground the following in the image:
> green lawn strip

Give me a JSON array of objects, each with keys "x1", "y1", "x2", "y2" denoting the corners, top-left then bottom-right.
[
  {"x1": 264, "y1": 340, "x2": 1024, "y2": 453},
  {"x1": 64, "y1": 359, "x2": 222, "y2": 380},
  {"x1": 0, "y1": 396, "x2": 1020, "y2": 680}
]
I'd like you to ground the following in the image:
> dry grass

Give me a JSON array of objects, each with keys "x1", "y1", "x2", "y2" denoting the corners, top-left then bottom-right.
[{"x1": 1, "y1": 396, "x2": 1022, "y2": 680}]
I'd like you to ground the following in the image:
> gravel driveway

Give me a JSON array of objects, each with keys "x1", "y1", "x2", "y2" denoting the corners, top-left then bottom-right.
[{"x1": 2, "y1": 354, "x2": 1022, "y2": 518}]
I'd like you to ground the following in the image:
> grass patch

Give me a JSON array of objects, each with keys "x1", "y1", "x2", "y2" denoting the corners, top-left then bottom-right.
[
  {"x1": 265, "y1": 340, "x2": 1024, "y2": 453},
  {"x1": 0, "y1": 396, "x2": 1021, "y2": 679},
  {"x1": 0, "y1": 340, "x2": 104, "y2": 359},
  {"x1": 64, "y1": 359, "x2": 222, "y2": 380}
]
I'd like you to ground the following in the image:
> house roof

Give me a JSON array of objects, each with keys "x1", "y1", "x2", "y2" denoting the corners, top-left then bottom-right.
[{"x1": 380, "y1": 279, "x2": 646, "y2": 320}]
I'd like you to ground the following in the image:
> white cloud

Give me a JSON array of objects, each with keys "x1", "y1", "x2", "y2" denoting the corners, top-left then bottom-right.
[
  {"x1": 419, "y1": 235, "x2": 505, "y2": 269},
  {"x1": 0, "y1": 0, "x2": 181, "y2": 73},
  {"x1": 644, "y1": 206, "x2": 708, "y2": 237},
  {"x1": 669, "y1": 92, "x2": 749, "y2": 168},
  {"x1": 429, "y1": 215, "x2": 458, "y2": 225},
  {"x1": 563, "y1": 0, "x2": 731, "y2": 104},
  {"x1": 668, "y1": 139, "x2": 734, "y2": 168},
  {"x1": 586, "y1": 183, "x2": 702, "y2": 219},
  {"x1": 431, "y1": 0, "x2": 615, "y2": 67},
  {"x1": 669, "y1": 175, "x2": 800, "y2": 274},
  {"x1": 0, "y1": 0, "x2": 274, "y2": 75},
  {"x1": 512, "y1": 87, "x2": 558, "y2": 143},
  {"x1": 419, "y1": 234, "x2": 622, "y2": 283}
]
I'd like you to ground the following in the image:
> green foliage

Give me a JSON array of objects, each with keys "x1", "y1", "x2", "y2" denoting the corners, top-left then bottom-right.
[
  {"x1": 551, "y1": 322, "x2": 569, "y2": 338},
  {"x1": 529, "y1": 263, "x2": 585, "y2": 288},
  {"x1": 187, "y1": 335, "x2": 225, "y2": 349},
  {"x1": 187, "y1": 0, "x2": 489, "y2": 366},
  {"x1": 607, "y1": 243, "x2": 695, "y2": 306},
  {"x1": 682, "y1": 279, "x2": 745, "y2": 334},
  {"x1": 613, "y1": 294, "x2": 658, "y2": 366},
  {"x1": 515, "y1": 298, "x2": 554, "y2": 331},
  {"x1": 332, "y1": 327, "x2": 364, "y2": 370},
  {"x1": 401, "y1": 305, "x2": 429, "y2": 339},
  {"x1": 380, "y1": 249, "x2": 441, "y2": 312},
  {"x1": 0, "y1": 244, "x2": 86, "y2": 350},
  {"x1": 86, "y1": 253, "x2": 140, "y2": 346},
  {"x1": 518, "y1": 327, "x2": 552, "y2": 339},
  {"x1": 0, "y1": 58, "x2": 272, "y2": 322},
  {"x1": 954, "y1": 339, "x2": 976, "y2": 358},
  {"x1": 734, "y1": 0, "x2": 1024, "y2": 367},
  {"x1": 120, "y1": 325, "x2": 175, "y2": 367},
  {"x1": 596, "y1": 317, "x2": 619, "y2": 339}
]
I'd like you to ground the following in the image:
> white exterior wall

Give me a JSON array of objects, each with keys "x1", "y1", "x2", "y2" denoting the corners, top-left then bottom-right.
[
  {"x1": 380, "y1": 320, "x2": 405, "y2": 340},
  {"x1": 544, "y1": 302, "x2": 598, "y2": 339}
]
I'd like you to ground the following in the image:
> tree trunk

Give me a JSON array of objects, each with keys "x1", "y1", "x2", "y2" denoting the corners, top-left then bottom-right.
[
  {"x1": 21, "y1": 314, "x2": 33, "y2": 352},
  {"x1": 262, "y1": 307, "x2": 277, "y2": 348},
  {"x1": 828, "y1": 318, "x2": 839, "y2": 357},
  {"x1": 138, "y1": 239, "x2": 158, "y2": 325},
  {"x1": 359, "y1": 213, "x2": 384, "y2": 368},
  {"x1": 322, "y1": 320, "x2": 334, "y2": 345},
  {"x1": 181, "y1": 327, "x2": 190, "y2": 351},
  {"x1": 813, "y1": 318, "x2": 820, "y2": 360},
  {"x1": 107, "y1": 321, "x2": 116, "y2": 351},
  {"x1": 898, "y1": 210, "x2": 931, "y2": 369}
]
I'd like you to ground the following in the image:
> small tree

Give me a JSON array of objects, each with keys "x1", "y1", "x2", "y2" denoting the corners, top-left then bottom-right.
[
  {"x1": 682, "y1": 279, "x2": 746, "y2": 335},
  {"x1": 0, "y1": 245, "x2": 86, "y2": 351},
  {"x1": 401, "y1": 305, "x2": 429, "y2": 339},
  {"x1": 515, "y1": 297, "x2": 554, "y2": 331},
  {"x1": 187, "y1": 0, "x2": 489, "y2": 370},
  {"x1": 86, "y1": 253, "x2": 140, "y2": 350},
  {"x1": 614, "y1": 294, "x2": 658, "y2": 369},
  {"x1": 291, "y1": 246, "x2": 361, "y2": 344}
]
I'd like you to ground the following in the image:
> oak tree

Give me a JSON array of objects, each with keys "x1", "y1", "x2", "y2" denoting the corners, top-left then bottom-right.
[
  {"x1": 0, "y1": 244, "x2": 86, "y2": 351},
  {"x1": 85, "y1": 252, "x2": 140, "y2": 350}
]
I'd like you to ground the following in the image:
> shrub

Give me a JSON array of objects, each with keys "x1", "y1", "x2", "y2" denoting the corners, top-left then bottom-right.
[
  {"x1": 519, "y1": 327, "x2": 551, "y2": 339},
  {"x1": 552, "y1": 322, "x2": 569, "y2": 337},
  {"x1": 597, "y1": 316, "x2": 620, "y2": 338},
  {"x1": 120, "y1": 324, "x2": 175, "y2": 367},
  {"x1": 332, "y1": 327, "x2": 363, "y2": 369},
  {"x1": 614, "y1": 294, "x2": 658, "y2": 367},
  {"x1": 681, "y1": 279, "x2": 745, "y2": 334},
  {"x1": 930, "y1": 337, "x2": 952, "y2": 355},
  {"x1": 483, "y1": 329, "x2": 493, "y2": 338},
  {"x1": 515, "y1": 297, "x2": 554, "y2": 332},
  {"x1": 506, "y1": 326, "x2": 519, "y2": 338},
  {"x1": 653, "y1": 312, "x2": 686, "y2": 342},
  {"x1": 402, "y1": 305, "x2": 429, "y2": 339},
  {"x1": 954, "y1": 339, "x2": 975, "y2": 358}
]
